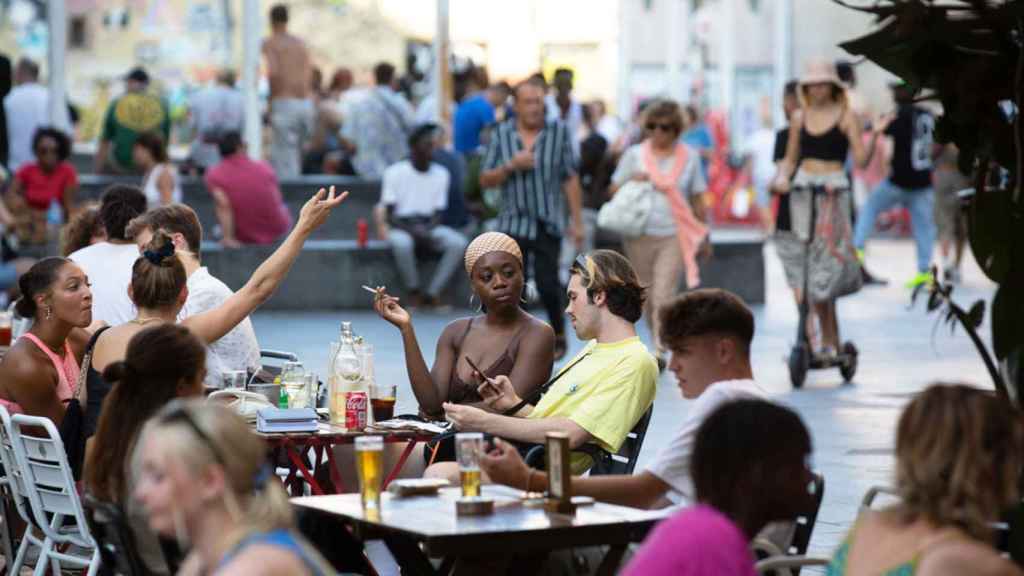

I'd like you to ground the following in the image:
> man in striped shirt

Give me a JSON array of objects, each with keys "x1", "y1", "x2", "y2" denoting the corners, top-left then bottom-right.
[{"x1": 480, "y1": 80, "x2": 584, "y2": 359}]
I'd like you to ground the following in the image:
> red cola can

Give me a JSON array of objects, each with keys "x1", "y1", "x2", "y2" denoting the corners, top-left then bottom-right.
[
  {"x1": 346, "y1": 391, "x2": 368, "y2": 430},
  {"x1": 357, "y1": 218, "x2": 368, "y2": 248}
]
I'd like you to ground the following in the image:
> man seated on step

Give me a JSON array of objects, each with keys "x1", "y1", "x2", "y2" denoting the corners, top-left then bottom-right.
[
  {"x1": 481, "y1": 288, "x2": 768, "y2": 509},
  {"x1": 425, "y1": 250, "x2": 658, "y2": 482}
]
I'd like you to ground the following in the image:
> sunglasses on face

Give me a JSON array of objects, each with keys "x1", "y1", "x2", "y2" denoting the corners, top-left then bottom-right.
[{"x1": 645, "y1": 122, "x2": 676, "y2": 133}]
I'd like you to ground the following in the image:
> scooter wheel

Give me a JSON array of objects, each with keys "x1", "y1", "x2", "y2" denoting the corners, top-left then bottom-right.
[
  {"x1": 840, "y1": 341, "x2": 859, "y2": 382},
  {"x1": 789, "y1": 343, "x2": 810, "y2": 389}
]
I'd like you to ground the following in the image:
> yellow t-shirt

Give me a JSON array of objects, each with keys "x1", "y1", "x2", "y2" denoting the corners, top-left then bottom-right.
[{"x1": 529, "y1": 336, "x2": 658, "y2": 474}]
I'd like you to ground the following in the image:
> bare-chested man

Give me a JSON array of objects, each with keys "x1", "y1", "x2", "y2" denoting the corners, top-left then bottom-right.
[{"x1": 261, "y1": 4, "x2": 315, "y2": 179}]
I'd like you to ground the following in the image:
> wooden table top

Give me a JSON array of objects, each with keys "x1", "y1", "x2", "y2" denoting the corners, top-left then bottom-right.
[{"x1": 293, "y1": 485, "x2": 668, "y2": 557}]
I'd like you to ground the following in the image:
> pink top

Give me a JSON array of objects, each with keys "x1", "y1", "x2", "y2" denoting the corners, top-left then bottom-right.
[
  {"x1": 621, "y1": 505, "x2": 757, "y2": 576},
  {"x1": 0, "y1": 333, "x2": 79, "y2": 415},
  {"x1": 205, "y1": 154, "x2": 293, "y2": 245}
]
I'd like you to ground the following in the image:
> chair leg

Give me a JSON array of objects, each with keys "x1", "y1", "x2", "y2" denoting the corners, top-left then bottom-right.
[
  {"x1": 8, "y1": 530, "x2": 32, "y2": 575},
  {"x1": 30, "y1": 537, "x2": 53, "y2": 576},
  {"x1": 85, "y1": 548, "x2": 100, "y2": 576}
]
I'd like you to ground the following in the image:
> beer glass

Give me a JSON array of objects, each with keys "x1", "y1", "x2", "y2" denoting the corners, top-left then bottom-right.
[
  {"x1": 355, "y1": 436, "x2": 384, "y2": 510},
  {"x1": 0, "y1": 311, "x2": 11, "y2": 347},
  {"x1": 455, "y1": 432, "x2": 484, "y2": 498}
]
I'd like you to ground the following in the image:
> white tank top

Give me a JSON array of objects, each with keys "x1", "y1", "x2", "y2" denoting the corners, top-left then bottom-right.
[{"x1": 143, "y1": 163, "x2": 183, "y2": 207}]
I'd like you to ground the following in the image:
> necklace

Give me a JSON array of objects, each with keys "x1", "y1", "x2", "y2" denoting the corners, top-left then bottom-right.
[{"x1": 130, "y1": 317, "x2": 164, "y2": 326}]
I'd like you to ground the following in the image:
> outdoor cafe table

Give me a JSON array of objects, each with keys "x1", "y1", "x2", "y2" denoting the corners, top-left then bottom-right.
[
  {"x1": 293, "y1": 485, "x2": 669, "y2": 575},
  {"x1": 257, "y1": 423, "x2": 437, "y2": 496}
]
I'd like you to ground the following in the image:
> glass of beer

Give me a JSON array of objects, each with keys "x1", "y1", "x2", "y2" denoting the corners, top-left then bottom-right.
[
  {"x1": 455, "y1": 432, "x2": 484, "y2": 498},
  {"x1": 370, "y1": 384, "x2": 396, "y2": 422},
  {"x1": 354, "y1": 436, "x2": 384, "y2": 511}
]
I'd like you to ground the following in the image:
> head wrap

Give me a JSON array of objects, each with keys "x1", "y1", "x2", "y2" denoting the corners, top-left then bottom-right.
[{"x1": 464, "y1": 232, "x2": 523, "y2": 275}]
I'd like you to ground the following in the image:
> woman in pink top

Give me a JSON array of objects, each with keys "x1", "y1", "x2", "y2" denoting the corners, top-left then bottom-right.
[
  {"x1": 0, "y1": 257, "x2": 94, "y2": 422},
  {"x1": 622, "y1": 399, "x2": 815, "y2": 576}
]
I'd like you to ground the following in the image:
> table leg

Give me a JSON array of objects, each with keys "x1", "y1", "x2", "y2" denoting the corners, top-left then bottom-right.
[
  {"x1": 325, "y1": 444, "x2": 346, "y2": 492},
  {"x1": 383, "y1": 534, "x2": 440, "y2": 576},
  {"x1": 284, "y1": 441, "x2": 325, "y2": 496},
  {"x1": 383, "y1": 439, "x2": 418, "y2": 490},
  {"x1": 596, "y1": 544, "x2": 628, "y2": 576}
]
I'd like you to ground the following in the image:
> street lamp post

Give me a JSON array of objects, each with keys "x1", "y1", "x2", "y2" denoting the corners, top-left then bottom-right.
[{"x1": 48, "y1": 0, "x2": 68, "y2": 128}]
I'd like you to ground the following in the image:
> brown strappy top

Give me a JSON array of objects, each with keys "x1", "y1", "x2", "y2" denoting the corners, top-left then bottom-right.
[{"x1": 447, "y1": 317, "x2": 530, "y2": 405}]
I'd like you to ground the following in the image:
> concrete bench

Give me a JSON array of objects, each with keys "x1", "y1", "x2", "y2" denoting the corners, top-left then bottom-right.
[
  {"x1": 198, "y1": 229, "x2": 765, "y2": 310},
  {"x1": 78, "y1": 174, "x2": 381, "y2": 241},
  {"x1": 200, "y1": 239, "x2": 472, "y2": 310}
]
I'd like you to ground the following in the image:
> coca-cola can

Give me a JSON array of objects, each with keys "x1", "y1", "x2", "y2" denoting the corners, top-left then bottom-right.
[{"x1": 346, "y1": 391, "x2": 368, "y2": 430}]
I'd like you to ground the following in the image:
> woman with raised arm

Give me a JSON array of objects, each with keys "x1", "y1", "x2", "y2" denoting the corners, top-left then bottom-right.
[{"x1": 83, "y1": 187, "x2": 347, "y2": 436}]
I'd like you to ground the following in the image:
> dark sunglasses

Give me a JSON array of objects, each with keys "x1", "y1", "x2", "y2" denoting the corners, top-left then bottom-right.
[
  {"x1": 159, "y1": 404, "x2": 228, "y2": 466},
  {"x1": 645, "y1": 122, "x2": 676, "y2": 133}
]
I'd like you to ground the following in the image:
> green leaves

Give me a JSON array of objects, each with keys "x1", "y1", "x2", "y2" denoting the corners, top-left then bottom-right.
[{"x1": 966, "y1": 188, "x2": 1022, "y2": 284}]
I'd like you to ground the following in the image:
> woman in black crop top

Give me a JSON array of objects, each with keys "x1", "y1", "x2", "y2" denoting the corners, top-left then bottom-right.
[{"x1": 771, "y1": 60, "x2": 880, "y2": 361}]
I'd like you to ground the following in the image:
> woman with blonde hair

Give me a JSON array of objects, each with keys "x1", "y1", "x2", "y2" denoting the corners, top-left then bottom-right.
[
  {"x1": 827, "y1": 383, "x2": 1024, "y2": 575},
  {"x1": 773, "y1": 59, "x2": 880, "y2": 360},
  {"x1": 609, "y1": 98, "x2": 708, "y2": 370},
  {"x1": 133, "y1": 401, "x2": 333, "y2": 574}
]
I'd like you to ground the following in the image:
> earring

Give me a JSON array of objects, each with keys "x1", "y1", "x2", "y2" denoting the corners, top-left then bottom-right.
[{"x1": 45, "y1": 306, "x2": 52, "y2": 320}]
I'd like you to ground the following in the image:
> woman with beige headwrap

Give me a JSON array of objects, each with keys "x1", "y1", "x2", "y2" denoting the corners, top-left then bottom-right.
[{"x1": 373, "y1": 232, "x2": 555, "y2": 464}]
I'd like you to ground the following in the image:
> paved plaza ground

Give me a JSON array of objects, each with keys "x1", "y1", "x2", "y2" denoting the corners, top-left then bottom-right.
[{"x1": 252, "y1": 238, "x2": 997, "y2": 570}]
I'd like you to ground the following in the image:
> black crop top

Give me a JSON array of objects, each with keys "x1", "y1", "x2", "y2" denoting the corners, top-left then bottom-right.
[{"x1": 799, "y1": 122, "x2": 850, "y2": 163}]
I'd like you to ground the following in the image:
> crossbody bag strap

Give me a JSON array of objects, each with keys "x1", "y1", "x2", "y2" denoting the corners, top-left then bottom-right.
[{"x1": 501, "y1": 350, "x2": 592, "y2": 416}]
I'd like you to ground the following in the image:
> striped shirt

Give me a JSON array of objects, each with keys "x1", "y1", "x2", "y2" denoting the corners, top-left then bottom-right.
[{"x1": 483, "y1": 119, "x2": 577, "y2": 240}]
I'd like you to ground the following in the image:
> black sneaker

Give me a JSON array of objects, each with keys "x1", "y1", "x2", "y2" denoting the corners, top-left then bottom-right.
[{"x1": 860, "y1": 266, "x2": 888, "y2": 286}]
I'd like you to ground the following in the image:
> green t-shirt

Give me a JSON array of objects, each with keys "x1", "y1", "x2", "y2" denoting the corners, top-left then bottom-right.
[
  {"x1": 101, "y1": 92, "x2": 170, "y2": 171},
  {"x1": 529, "y1": 336, "x2": 658, "y2": 474}
]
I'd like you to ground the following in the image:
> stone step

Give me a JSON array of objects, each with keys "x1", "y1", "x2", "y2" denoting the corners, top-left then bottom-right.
[
  {"x1": 79, "y1": 174, "x2": 381, "y2": 241},
  {"x1": 198, "y1": 230, "x2": 765, "y2": 310}
]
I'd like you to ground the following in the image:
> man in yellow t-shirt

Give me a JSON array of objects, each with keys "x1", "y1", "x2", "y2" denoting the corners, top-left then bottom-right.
[{"x1": 433, "y1": 250, "x2": 658, "y2": 477}]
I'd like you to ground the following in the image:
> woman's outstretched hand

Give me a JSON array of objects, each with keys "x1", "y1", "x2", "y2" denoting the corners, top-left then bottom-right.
[{"x1": 296, "y1": 185, "x2": 349, "y2": 236}]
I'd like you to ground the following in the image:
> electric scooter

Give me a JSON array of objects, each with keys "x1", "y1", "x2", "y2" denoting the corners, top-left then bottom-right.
[{"x1": 788, "y1": 184, "x2": 859, "y2": 388}]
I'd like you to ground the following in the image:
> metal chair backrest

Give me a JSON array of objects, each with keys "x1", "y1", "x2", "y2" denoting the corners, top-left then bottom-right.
[
  {"x1": 752, "y1": 473, "x2": 825, "y2": 576},
  {"x1": 590, "y1": 406, "x2": 653, "y2": 476},
  {"x1": 522, "y1": 405, "x2": 654, "y2": 477},
  {"x1": 9, "y1": 413, "x2": 96, "y2": 549},
  {"x1": 787, "y1": 473, "x2": 825, "y2": 558},
  {"x1": 82, "y1": 493, "x2": 151, "y2": 576},
  {"x1": 0, "y1": 405, "x2": 37, "y2": 526}
]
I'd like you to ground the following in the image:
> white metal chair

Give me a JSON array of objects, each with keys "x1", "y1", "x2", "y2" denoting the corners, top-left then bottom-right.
[
  {"x1": 0, "y1": 405, "x2": 50, "y2": 575},
  {"x1": 9, "y1": 413, "x2": 99, "y2": 576}
]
